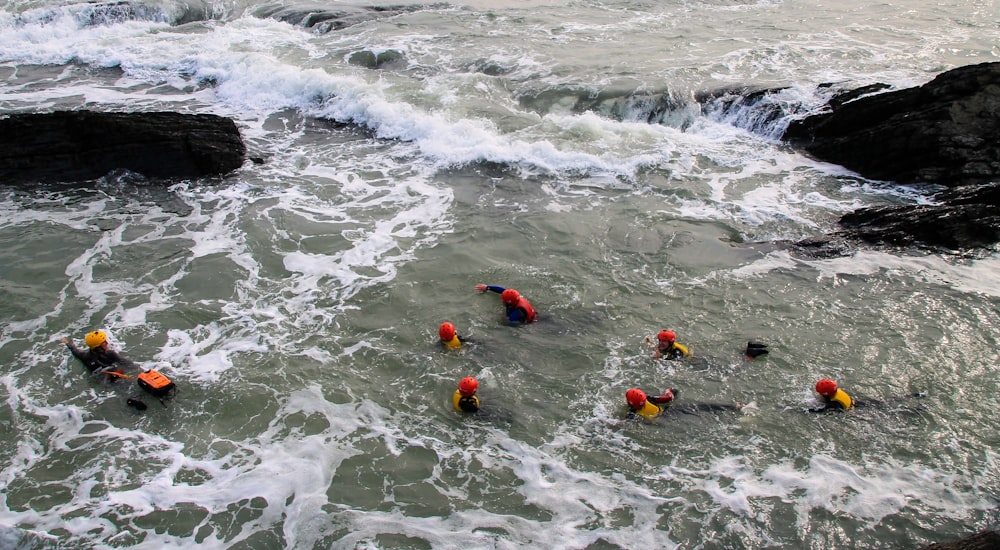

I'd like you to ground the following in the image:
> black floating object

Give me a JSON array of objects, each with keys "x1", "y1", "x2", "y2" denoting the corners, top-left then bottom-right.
[
  {"x1": 127, "y1": 398, "x2": 148, "y2": 411},
  {"x1": 745, "y1": 342, "x2": 769, "y2": 359}
]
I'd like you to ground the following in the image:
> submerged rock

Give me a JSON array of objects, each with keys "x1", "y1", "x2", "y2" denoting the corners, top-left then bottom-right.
[{"x1": 0, "y1": 110, "x2": 246, "y2": 185}]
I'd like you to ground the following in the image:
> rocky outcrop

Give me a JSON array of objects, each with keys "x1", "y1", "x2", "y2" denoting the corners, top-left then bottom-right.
[
  {"x1": 835, "y1": 184, "x2": 1000, "y2": 251},
  {"x1": 918, "y1": 529, "x2": 1000, "y2": 550},
  {"x1": 0, "y1": 110, "x2": 245, "y2": 185},
  {"x1": 251, "y1": 4, "x2": 423, "y2": 33},
  {"x1": 784, "y1": 62, "x2": 1000, "y2": 188},
  {"x1": 778, "y1": 62, "x2": 1000, "y2": 252}
]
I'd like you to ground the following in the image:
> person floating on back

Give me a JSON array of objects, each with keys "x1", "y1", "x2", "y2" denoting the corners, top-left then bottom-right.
[
  {"x1": 646, "y1": 330, "x2": 690, "y2": 360},
  {"x1": 453, "y1": 376, "x2": 481, "y2": 413},
  {"x1": 474, "y1": 284, "x2": 538, "y2": 325},
  {"x1": 439, "y1": 322, "x2": 470, "y2": 349},
  {"x1": 812, "y1": 378, "x2": 854, "y2": 411},
  {"x1": 745, "y1": 341, "x2": 769, "y2": 360},
  {"x1": 625, "y1": 387, "x2": 678, "y2": 420},
  {"x1": 60, "y1": 330, "x2": 137, "y2": 382}
]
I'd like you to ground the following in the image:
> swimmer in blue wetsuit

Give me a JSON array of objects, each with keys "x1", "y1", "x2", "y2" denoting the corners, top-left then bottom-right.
[{"x1": 474, "y1": 284, "x2": 538, "y2": 325}]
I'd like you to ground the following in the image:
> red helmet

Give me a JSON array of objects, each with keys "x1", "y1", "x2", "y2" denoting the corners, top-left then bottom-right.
[
  {"x1": 815, "y1": 378, "x2": 838, "y2": 397},
  {"x1": 657, "y1": 330, "x2": 676, "y2": 343},
  {"x1": 626, "y1": 388, "x2": 647, "y2": 409},
  {"x1": 500, "y1": 288, "x2": 520, "y2": 304},
  {"x1": 459, "y1": 376, "x2": 479, "y2": 396},
  {"x1": 439, "y1": 322, "x2": 456, "y2": 341}
]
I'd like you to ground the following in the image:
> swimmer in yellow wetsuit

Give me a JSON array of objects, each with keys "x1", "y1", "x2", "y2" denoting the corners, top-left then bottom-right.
[
  {"x1": 647, "y1": 330, "x2": 690, "y2": 360},
  {"x1": 812, "y1": 378, "x2": 854, "y2": 411},
  {"x1": 453, "y1": 376, "x2": 480, "y2": 413},
  {"x1": 439, "y1": 322, "x2": 468, "y2": 349},
  {"x1": 625, "y1": 387, "x2": 678, "y2": 420}
]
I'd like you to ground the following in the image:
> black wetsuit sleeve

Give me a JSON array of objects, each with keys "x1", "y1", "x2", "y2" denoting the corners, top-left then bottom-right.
[
  {"x1": 808, "y1": 399, "x2": 845, "y2": 412},
  {"x1": 647, "y1": 389, "x2": 678, "y2": 405},
  {"x1": 66, "y1": 343, "x2": 100, "y2": 370}
]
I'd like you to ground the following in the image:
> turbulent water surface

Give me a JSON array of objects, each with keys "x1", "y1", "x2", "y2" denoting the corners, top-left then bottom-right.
[{"x1": 1, "y1": 0, "x2": 998, "y2": 548}]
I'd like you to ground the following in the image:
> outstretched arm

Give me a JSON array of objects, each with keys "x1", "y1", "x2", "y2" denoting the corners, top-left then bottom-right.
[
  {"x1": 474, "y1": 284, "x2": 506, "y2": 294},
  {"x1": 60, "y1": 338, "x2": 89, "y2": 362}
]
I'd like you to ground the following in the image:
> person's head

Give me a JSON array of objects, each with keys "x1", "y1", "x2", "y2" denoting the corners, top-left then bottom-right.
[
  {"x1": 815, "y1": 378, "x2": 838, "y2": 397},
  {"x1": 657, "y1": 330, "x2": 676, "y2": 344},
  {"x1": 84, "y1": 330, "x2": 108, "y2": 350},
  {"x1": 626, "y1": 388, "x2": 647, "y2": 409},
  {"x1": 500, "y1": 288, "x2": 520, "y2": 305},
  {"x1": 439, "y1": 322, "x2": 456, "y2": 341},
  {"x1": 458, "y1": 376, "x2": 479, "y2": 396}
]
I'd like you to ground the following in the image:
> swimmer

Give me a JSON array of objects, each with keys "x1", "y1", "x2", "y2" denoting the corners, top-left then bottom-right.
[
  {"x1": 60, "y1": 330, "x2": 137, "y2": 382},
  {"x1": 811, "y1": 378, "x2": 854, "y2": 411},
  {"x1": 473, "y1": 284, "x2": 538, "y2": 325},
  {"x1": 453, "y1": 376, "x2": 481, "y2": 413},
  {"x1": 745, "y1": 341, "x2": 769, "y2": 360},
  {"x1": 625, "y1": 387, "x2": 678, "y2": 420},
  {"x1": 645, "y1": 330, "x2": 690, "y2": 360},
  {"x1": 439, "y1": 322, "x2": 472, "y2": 349}
]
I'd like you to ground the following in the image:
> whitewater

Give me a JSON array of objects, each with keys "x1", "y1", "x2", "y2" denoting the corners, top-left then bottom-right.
[{"x1": 0, "y1": 0, "x2": 998, "y2": 548}]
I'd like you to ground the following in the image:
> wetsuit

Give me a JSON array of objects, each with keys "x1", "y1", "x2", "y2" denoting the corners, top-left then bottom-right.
[
  {"x1": 453, "y1": 390, "x2": 480, "y2": 413},
  {"x1": 442, "y1": 335, "x2": 475, "y2": 349},
  {"x1": 481, "y1": 285, "x2": 538, "y2": 325},
  {"x1": 442, "y1": 335, "x2": 463, "y2": 349},
  {"x1": 65, "y1": 342, "x2": 136, "y2": 374},
  {"x1": 657, "y1": 341, "x2": 690, "y2": 360},
  {"x1": 816, "y1": 389, "x2": 854, "y2": 411},
  {"x1": 628, "y1": 389, "x2": 678, "y2": 420}
]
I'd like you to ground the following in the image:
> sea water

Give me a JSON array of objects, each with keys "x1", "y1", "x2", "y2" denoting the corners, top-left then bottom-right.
[{"x1": 0, "y1": 0, "x2": 998, "y2": 548}]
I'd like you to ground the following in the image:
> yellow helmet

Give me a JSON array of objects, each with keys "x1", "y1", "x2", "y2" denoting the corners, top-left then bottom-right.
[{"x1": 84, "y1": 330, "x2": 107, "y2": 349}]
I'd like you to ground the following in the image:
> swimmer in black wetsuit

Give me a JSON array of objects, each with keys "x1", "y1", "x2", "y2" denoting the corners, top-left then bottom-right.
[
  {"x1": 645, "y1": 330, "x2": 690, "y2": 360},
  {"x1": 60, "y1": 330, "x2": 136, "y2": 381},
  {"x1": 625, "y1": 387, "x2": 742, "y2": 421}
]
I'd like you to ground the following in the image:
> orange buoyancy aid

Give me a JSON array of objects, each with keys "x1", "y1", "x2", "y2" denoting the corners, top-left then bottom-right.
[{"x1": 514, "y1": 296, "x2": 538, "y2": 323}]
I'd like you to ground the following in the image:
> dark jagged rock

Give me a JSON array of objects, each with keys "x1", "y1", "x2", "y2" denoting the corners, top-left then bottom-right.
[
  {"x1": 917, "y1": 529, "x2": 1000, "y2": 550},
  {"x1": 834, "y1": 184, "x2": 1000, "y2": 251},
  {"x1": 0, "y1": 110, "x2": 245, "y2": 185},
  {"x1": 784, "y1": 62, "x2": 1000, "y2": 187}
]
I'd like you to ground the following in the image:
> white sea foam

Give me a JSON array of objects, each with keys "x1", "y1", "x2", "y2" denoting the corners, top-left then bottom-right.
[
  {"x1": 1, "y1": 1, "x2": 997, "y2": 548},
  {"x1": 711, "y1": 249, "x2": 1000, "y2": 298},
  {"x1": 700, "y1": 453, "x2": 992, "y2": 524}
]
